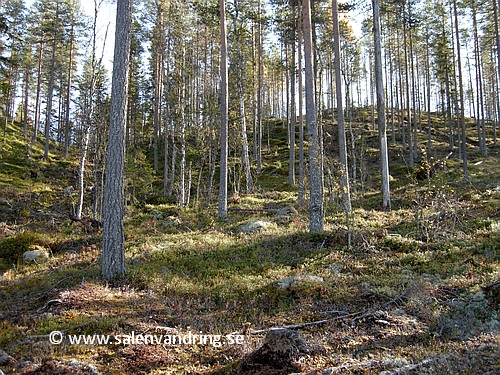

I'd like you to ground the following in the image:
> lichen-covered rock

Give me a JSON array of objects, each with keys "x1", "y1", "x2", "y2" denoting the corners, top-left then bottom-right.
[
  {"x1": 238, "y1": 220, "x2": 273, "y2": 233},
  {"x1": 277, "y1": 274, "x2": 324, "y2": 291},
  {"x1": 22, "y1": 245, "x2": 49, "y2": 262}
]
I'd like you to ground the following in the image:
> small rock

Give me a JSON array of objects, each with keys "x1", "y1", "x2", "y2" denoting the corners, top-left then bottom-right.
[
  {"x1": 64, "y1": 186, "x2": 75, "y2": 195},
  {"x1": 328, "y1": 263, "x2": 344, "y2": 275},
  {"x1": 65, "y1": 359, "x2": 101, "y2": 375},
  {"x1": 238, "y1": 220, "x2": 273, "y2": 233},
  {"x1": 277, "y1": 277, "x2": 296, "y2": 290},
  {"x1": 23, "y1": 246, "x2": 50, "y2": 262},
  {"x1": 276, "y1": 206, "x2": 298, "y2": 222},
  {"x1": 277, "y1": 274, "x2": 324, "y2": 290}
]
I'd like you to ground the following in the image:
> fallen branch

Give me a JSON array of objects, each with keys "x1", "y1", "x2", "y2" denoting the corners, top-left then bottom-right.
[
  {"x1": 21, "y1": 322, "x2": 91, "y2": 344},
  {"x1": 36, "y1": 299, "x2": 63, "y2": 313},
  {"x1": 379, "y1": 358, "x2": 437, "y2": 374},
  {"x1": 250, "y1": 285, "x2": 414, "y2": 335}
]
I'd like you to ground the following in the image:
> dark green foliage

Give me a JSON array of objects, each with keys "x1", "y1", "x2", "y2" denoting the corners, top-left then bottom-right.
[{"x1": 0, "y1": 231, "x2": 45, "y2": 268}]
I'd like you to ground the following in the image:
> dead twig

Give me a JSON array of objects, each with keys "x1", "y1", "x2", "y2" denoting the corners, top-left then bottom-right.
[
  {"x1": 250, "y1": 285, "x2": 414, "y2": 335},
  {"x1": 21, "y1": 322, "x2": 91, "y2": 344},
  {"x1": 36, "y1": 299, "x2": 63, "y2": 313},
  {"x1": 379, "y1": 358, "x2": 437, "y2": 374}
]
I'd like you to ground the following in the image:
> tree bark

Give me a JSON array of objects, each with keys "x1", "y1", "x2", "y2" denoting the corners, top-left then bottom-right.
[
  {"x1": 493, "y1": 0, "x2": 500, "y2": 145},
  {"x1": 218, "y1": 0, "x2": 228, "y2": 218},
  {"x1": 332, "y1": 0, "x2": 351, "y2": 213},
  {"x1": 303, "y1": 0, "x2": 323, "y2": 232},
  {"x1": 102, "y1": 0, "x2": 131, "y2": 280},
  {"x1": 256, "y1": 0, "x2": 263, "y2": 174},
  {"x1": 288, "y1": 28, "x2": 296, "y2": 186},
  {"x1": 76, "y1": 0, "x2": 100, "y2": 221},
  {"x1": 44, "y1": 3, "x2": 59, "y2": 160},
  {"x1": 64, "y1": 19, "x2": 75, "y2": 159},
  {"x1": 234, "y1": 0, "x2": 253, "y2": 193},
  {"x1": 452, "y1": 0, "x2": 468, "y2": 181},
  {"x1": 373, "y1": 0, "x2": 391, "y2": 209},
  {"x1": 297, "y1": 0, "x2": 305, "y2": 203}
]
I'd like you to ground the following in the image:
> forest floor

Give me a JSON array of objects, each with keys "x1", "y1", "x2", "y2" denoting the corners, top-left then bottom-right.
[{"x1": 0, "y1": 113, "x2": 499, "y2": 374}]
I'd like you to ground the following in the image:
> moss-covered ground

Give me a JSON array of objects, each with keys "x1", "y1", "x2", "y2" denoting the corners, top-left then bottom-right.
[{"x1": 0, "y1": 114, "x2": 498, "y2": 374}]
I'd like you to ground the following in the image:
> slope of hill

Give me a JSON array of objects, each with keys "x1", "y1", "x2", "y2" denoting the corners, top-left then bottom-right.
[{"x1": 0, "y1": 115, "x2": 498, "y2": 374}]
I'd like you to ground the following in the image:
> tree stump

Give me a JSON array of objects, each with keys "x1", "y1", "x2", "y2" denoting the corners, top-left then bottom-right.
[{"x1": 240, "y1": 329, "x2": 311, "y2": 374}]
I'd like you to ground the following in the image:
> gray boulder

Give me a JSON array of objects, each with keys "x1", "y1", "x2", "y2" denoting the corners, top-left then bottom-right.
[
  {"x1": 277, "y1": 274, "x2": 324, "y2": 291},
  {"x1": 238, "y1": 220, "x2": 274, "y2": 233},
  {"x1": 23, "y1": 245, "x2": 49, "y2": 262}
]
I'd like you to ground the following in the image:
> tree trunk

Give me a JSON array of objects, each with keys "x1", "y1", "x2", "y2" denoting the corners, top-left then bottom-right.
[
  {"x1": 152, "y1": 3, "x2": 164, "y2": 173},
  {"x1": 218, "y1": 0, "x2": 228, "y2": 218},
  {"x1": 234, "y1": 0, "x2": 253, "y2": 192},
  {"x1": 403, "y1": 8, "x2": 413, "y2": 167},
  {"x1": 33, "y1": 38, "x2": 44, "y2": 142},
  {"x1": 22, "y1": 66, "x2": 30, "y2": 139},
  {"x1": 76, "y1": 0, "x2": 100, "y2": 221},
  {"x1": 471, "y1": 4, "x2": 487, "y2": 156},
  {"x1": 493, "y1": 0, "x2": 500, "y2": 145},
  {"x1": 297, "y1": 0, "x2": 305, "y2": 203},
  {"x1": 44, "y1": 3, "x2": 59, "y2": 160},
  {"x1": 373, "y1": 0, "x2": 391, "y2": 209},
  {"x1": 288, "y1": 30, "x2": 296, "y2": 186},
  {"x1": 102, "y1": 0, "x2": 131, "y2": 281},
  {"x1": 168, "y1": 126, "x2": 176, "y2": 196},
  {"x1": 303, "y1": 0, "x2": 323, "y2": 232},
  {"x1": 64, "y1": 20, "x2": 75, "y2": 159},
  {"x1": 452, "y1": 0, "x2": 468, "y2": 181},
  {"x1": 256, "y1": 0, "x2": 263, "y2": 174},
  {"x1": 332, "y1": 0, "x2": 351, "y2": 213}
]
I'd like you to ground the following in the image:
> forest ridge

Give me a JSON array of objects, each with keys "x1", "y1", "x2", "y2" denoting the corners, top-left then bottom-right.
[{"x1": 0, "y1": 0, "x2": 499, "y2": 271}]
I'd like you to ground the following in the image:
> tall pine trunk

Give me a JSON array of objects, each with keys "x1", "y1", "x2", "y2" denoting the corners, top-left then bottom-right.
[
  {"x1": 33, "y1": 38, "x2": 44, "y2": 142},
  {"x1": 493, "y1": 0, "x2": 500, "y2": 145},
  {"x1": 303, "y1": 0, "x2": 323, "y2": 232},
  {"x1": 102, "y1": 0, "x2": 132, "y2": 280},
  {"x1": 218, "y1": 0, "x2": 228, "y2": 218},
  {"x1": 452, "y1": 0, "x2": 468, "y2": 181},
  {"x1": 44, "y1": 3, "x2": 59, "y2": 160},
  {"x1": 288, "y1": 28, "x2": 296, "y2": 186},
  {"x1": 64, "y1": 20, "x2": 75, "y2": 159},
  {"x1": 297, "y1": 0, "x2": 305, "y2": 203},
  {"x1": 373, "y1": 0, "x2": 391, "y2": 209},
  {"x1": 234, "y1": 0, "x2": 253, "y2": 192},
  {"x1": 256, "y1": 0, "x2": 263, "y2": 174},
  {"x1": 332, "y1": 0, "x2": 351, "y2": 213}
]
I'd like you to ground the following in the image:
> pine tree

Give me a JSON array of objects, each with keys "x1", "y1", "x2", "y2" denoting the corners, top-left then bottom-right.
[
  {"x1": 102, "y1": 0, "x2": 132, "y2": 281},
  {"x1": 218, "y1": 0, "x2": 228, "y2": 218},
  {"x1": 303, "y1": 0, "x2": 323, "y2": 232}
]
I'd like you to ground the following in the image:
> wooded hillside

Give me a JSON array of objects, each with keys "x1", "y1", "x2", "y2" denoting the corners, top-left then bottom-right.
[{"x1": 0, "y1": 0, "x2": 499, "y2": 374}]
